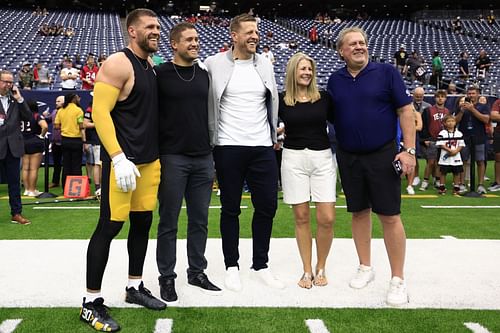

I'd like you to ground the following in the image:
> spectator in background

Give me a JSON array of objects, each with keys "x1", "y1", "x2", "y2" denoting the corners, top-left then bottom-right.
[
  {"x1": 447, "y1": 82, "x2": 458, "y2": 95},
  {"x1": 489, "y1": 99, "x2": 500, "y2": 192},
  {"x1": 309, "y1": 25, "x2": 318, "y2": 44},
  {"x1": 475, "y1": 50, "x2": 492, "y2": 79},
  {"x1": 430, "y1": 51, "x2": 443, "y2": 89},
  {"x1": 420, "y1": 90, "x2": 449, "y2": 191},
  {"x1": 393, "y1": 44, "x2": 407, "y2": 75},
  {"x1": 54, "y1": 93, "x2": 86, "y2": 189},
  {"x1": 279, "y1": 52, "x2": 336, "y2": 289},
  {"x1": 21, "y1": 100, "x2": 48, "y2": 197},
  {"x1": 0, "y1": 70, "x2": 32, "y2": 225},
  {"x1": 219, "y1": 42, "x2": 230, "y2": 52},
  {"x1": 80, "y1": 55, "x2": 99, "y2": 90},
  {"x1": 60, "y1": 59, "x2": 79, "y2": 90},
  {"x1": 73, "y1": 53, "x2": 84, "y2": 70},
  {"x1": 46, "y1": 95, "x2": 65, "y2": 188},
  {"x1": 411, "y1": 87, "x2": 431, "y2": 187},
  {"x1": 406, "y1": 51, "x2": 426, "y2": 83},
  {"x1": 97, "y1": 53, "x2": 107, "y2": 67},
  {"x1": 436, "y1": 114, "x2": 465, "y2": 195},
  {"x1": 18, "y1": 62, "x2": 34, "y2": 90},
  {"x1": 458, "y1": 52, "x2": 469, "y2": 80},
  {"x1": 452, "y1": 16, "x2": 462, "y2": 34},
  {"x1": 261, "y1": 45, "x2": 275, "y2": 64},
  {"x1": 152, "y1": 53, "x2": 165, "y2": 66},
  {"x1": 33, "y1": 61, "x2": 52, "y2": 90},
  {"x1": 454, "y1": 86, "x2": 490, "y2": 194},
  {"x1": 83, "y1": 94, "x2": 101, "y2": 196}
]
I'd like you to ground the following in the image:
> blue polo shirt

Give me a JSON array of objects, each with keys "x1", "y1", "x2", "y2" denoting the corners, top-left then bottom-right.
[
  {"x1": 327, "y1": 62, "x2": 412, "y2": 153},
  {"x1": 456, "y1": 103, "x2": 490, "y2": 143}
]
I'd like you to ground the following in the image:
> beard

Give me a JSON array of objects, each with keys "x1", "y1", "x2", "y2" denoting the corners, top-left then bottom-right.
[{"x1": 138, "y1": 34, "x2": 159, "y2": 53}]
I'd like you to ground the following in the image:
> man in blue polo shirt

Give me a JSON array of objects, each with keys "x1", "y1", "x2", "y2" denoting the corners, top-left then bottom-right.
[{"x1": 327, "y1": 27, "x2": 416, "y2": 306}]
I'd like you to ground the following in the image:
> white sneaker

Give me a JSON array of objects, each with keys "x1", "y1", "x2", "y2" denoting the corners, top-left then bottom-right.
[
  {"x1": 412, "y1": 176, "x2": 420, "y2": 187},
  {"x1": 251, "y1": 268, "x2": 285, "y2": 289},
  {"x1": 406, "y1": 185, "x2": 415, "y2": 195},
  {"x1": 419, "y1": 180, "x2": 428, "y2": 191},
  {"x1": 32, "y1": 189, "x2": 42, "y2": 196},
  {"x1": 224, "y1": 266, "x2": 242, "y2": 292},
  {"x1": 459, "y1": 184, "x2": 467, "y2": 194},
  {"x1": 95, "y1": 188, "x2": 102, "y2": 201},
  {"x1": 216, "y1": 189, "x2": 221, "y2": 196},
  {"x1": 23, "y1": 190, "x2": 29, "y2": 196},
  {"x1": 488, "y1": 184, "x2": 500, "y2": 192},
  {"x1": 477, "y1": 185, "x2": 487, "y2": 194},
  {"x1": 349, "y1": 264, "x2": 375, "y2": 289},
  {"x1": 386, "y1": 276, "x2": 409, "y2": 306}
]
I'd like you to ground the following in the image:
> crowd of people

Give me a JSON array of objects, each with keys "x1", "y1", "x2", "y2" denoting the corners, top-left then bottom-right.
[{"x1": 1, "y1": 8, "x2": 499, "y2": 333}]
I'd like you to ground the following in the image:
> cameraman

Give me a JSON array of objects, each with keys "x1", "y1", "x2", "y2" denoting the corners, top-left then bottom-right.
[{"x1": 454, "y1": 86, "x2": 490, "y2": 193}]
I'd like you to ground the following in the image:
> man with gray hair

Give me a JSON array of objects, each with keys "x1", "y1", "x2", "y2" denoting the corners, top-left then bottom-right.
[{"x1": 327, "y1": 27, "x2": 415, "y2": 306}]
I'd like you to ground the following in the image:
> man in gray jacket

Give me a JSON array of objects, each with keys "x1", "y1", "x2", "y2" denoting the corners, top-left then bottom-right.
[
  {"x1": 204, "y1": 13, "x2": 283, "y2": 291},
  {"x1": 0, "y1": 70, "x2": 32, "y2": 224}
]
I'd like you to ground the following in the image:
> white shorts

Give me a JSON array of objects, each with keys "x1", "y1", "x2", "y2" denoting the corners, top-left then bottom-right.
[{"x1": 281, "y1": 148, "x2": 337, "y2": 204}]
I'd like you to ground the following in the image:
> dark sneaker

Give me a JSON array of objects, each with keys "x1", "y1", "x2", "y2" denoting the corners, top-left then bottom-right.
[
  {"x1": 125, "y1": 282, "x2": 166, "y2": 310},
  {"x1": 188, "y1": 272, "x2": 223, "y2": 295},
  {"x1": 79, "y1": 297, "x2": 120, "y2": 332},
  {"x1": 159, "y1": 278, "x2": 178, "y2": 305}
]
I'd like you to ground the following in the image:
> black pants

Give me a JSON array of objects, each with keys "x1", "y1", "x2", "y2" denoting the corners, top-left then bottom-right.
[
  {"x1": 61, "y1": 137, "x2": 82, "y2": 189},
  {"x1": 51, "y1": 143, "x2": 62, "y2": 185},
  {"x1": 213, "y1": 146, "x2": 278, "y2": 270}
]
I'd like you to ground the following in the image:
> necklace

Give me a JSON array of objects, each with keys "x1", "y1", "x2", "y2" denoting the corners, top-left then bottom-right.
[
  {"x1": 172, "y1": 62, "x2": 196, "y2": 82},
  {"x1": 129, "y1": 48, "x2": 149, "y2": 70}
]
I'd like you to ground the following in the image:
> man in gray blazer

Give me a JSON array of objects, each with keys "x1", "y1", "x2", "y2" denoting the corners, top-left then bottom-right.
[{"x1": 0, "y1": 70, "x2": 32, "y2": 225}]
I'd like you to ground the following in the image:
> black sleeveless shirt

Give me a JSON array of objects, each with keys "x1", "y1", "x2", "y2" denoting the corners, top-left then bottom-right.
[{"x1": 102, "y1": 48, "x2": 159, "y2": 164}]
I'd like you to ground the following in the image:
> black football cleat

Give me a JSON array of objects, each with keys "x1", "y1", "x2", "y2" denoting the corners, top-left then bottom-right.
[
  {"x1": 79, "y1": 297, "x2": 120, "y2": 332},
  {"x1": 125, "y1": 281, "x2": 166, "y2": 310}
]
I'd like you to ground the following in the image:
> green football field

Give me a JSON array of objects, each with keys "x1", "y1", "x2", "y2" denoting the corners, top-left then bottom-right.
[{"x1": 1, "y1": 162, "x2": 499, "y2": 332}]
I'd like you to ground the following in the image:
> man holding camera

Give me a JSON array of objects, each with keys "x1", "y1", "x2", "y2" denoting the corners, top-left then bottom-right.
[{"x1": 0, "y1": 70, "x2": 32, "y2": 225}]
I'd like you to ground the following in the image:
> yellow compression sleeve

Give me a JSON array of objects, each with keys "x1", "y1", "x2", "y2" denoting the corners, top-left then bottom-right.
[{"x1": 92, "y1": 82, "x2": 122, "y2": 157}]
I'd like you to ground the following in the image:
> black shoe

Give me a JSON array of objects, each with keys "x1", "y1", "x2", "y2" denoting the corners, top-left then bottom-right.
[
  {"x1": 125, "y1": 282, "x2": 166, "y2": 310},
  {"x1": 79, "y1": 297, "x2": 120, "y2": 332},
  {"x1": 159, "y1": 278, "x2": 178, "y2": 304},
  {"x1": 188, "y1": 272, "x2": 223, "y2": 295}
]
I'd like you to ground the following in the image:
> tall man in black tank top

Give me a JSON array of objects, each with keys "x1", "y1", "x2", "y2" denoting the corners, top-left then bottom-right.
[
  {"x1": 155, "y1": 23, "x2": 222, "y2": 305},
  {"x1": 79, "y1": 9, "x2": 165, "y2": 332}
]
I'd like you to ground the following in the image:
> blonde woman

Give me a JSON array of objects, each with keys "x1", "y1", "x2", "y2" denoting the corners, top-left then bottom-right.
[{"x1": 279, "y1": 52, "x2": 336, "y2": 289}]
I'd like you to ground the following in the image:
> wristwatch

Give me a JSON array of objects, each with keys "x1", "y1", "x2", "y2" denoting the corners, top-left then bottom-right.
[{"x1": 403, "y1": 147, "x2": 416, "y2": 156}]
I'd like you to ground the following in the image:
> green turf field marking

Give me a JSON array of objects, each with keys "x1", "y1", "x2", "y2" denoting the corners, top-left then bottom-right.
[
  {"x1": 305, "y1": 319, "x2": 330, "y2": 333},
  {"x1": 154, "y1": 319, "x2": 173, "y2": 333},
  {"x1": 464, "y1": 322, "x2": 491, "y2": 333},
  {"x1": 0, "y1": 319, "x2": 22, "y2": 333}
]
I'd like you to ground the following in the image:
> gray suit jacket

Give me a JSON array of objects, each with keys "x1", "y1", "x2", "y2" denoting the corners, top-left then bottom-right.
[{"x1": 0, "y1": 96, "x2": 31, "y2": 159}]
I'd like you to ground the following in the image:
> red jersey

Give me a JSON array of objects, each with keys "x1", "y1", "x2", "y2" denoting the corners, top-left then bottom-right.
[{"x1": 80, "y1": 64, "x2": 99, "y2": 90}]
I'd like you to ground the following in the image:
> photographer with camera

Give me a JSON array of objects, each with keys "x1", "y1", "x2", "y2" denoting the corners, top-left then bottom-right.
[
  {"x1": 0, "y1": 70, "x2": 32, "y2": 225},
  {"x1": 454, "y1": 86, "x2": 490, "y2": 194}
]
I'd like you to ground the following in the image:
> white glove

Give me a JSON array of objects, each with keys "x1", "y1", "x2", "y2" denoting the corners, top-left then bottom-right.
[{"x1": 111, "y1": 153, "x2": 141, "y2": 192}]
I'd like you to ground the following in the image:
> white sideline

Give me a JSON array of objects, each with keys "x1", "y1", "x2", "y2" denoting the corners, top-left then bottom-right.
[
  {"x1": 305, "y1": 319, "x2": 330, "y2": 333},
  {"x1": 0, "y1": 239, "x2": 499, "y2": 309},
  {"x1": 154, "y1": 319, "x2": 173, "y2": 333},
  {"x1": 0, "y1": 319, "x2": 22, "y2": 333},
  {"x1": 464, "y1": 322, "x2": 491, "y2": 333}
]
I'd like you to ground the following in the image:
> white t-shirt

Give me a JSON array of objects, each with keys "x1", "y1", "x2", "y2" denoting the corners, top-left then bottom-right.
[
  {"x1": 217, "y1": 59, "x2": 272, "y2": 146},
  {"x1": 436, "y1": 129, "x2": 465, "y2": 166},
  {"x1": 261, "y1": 50, "x2": 274, "y2": 63},
  {"x1": 60, "y1": 67, "x2": 79, "y2": 89}
]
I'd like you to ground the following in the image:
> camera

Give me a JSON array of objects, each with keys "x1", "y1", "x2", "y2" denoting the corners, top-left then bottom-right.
[{"x1": 464, "y1": 97, "x2": 471, "y2": 103}]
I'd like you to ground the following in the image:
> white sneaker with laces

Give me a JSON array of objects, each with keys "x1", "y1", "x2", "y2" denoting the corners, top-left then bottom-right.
[
  {"x1": 386, "y1": 276, "x2": 409, "y2": 306},
  {"x1": 477, "y1": 185, "x2": 487, "y2": 194},
  {"x1": 419, "y1": 180, "x2": 428, "y2": 191},
  {"x1": 406, "y1": 185, "x2": 415, "y2": 195},
  {"x1": 251, "y1": 268, "x2": 285, "y2": 289},
  {"x1": 349, "y1": 264, "x2": 375, "y2": 289},
  {"x1": 224, "y1": 266, "x2": 242, "y2": 292},
  {"x1": 412, "y1": 176, "x2": 420, "y2": 187}
]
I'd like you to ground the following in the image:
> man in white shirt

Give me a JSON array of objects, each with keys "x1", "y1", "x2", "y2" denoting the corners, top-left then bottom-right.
[
  {"x1": 59, "y1": 59, "x2": 79, "y2": 90},
  {"x1": 261, "y1": 45, "x2": 275, "y2": 64},
  {"x1": 205, "y1": 14, "x2": 283, "y2": 292}
]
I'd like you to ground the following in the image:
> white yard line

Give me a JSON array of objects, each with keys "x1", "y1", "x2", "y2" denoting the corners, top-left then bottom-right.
[
  {"x1": 0, "y1": 239, "x2": 499, "y2": 309},
  {"x1": 153, "y1": 319, "x2": 173, "y2": 333},
  {"x1": 464, "y1": 322, "x2": 491, "y2": 333},
  {"x1": 305, "y1": 319, "x2": 330, "y2": 333},
  {"x1": 421, "y1": 206, "x2": 500, "y2": 209},
  {"x1": 0, "y1": 319, "x2": 23, "y2": 333},
  {"x1": 440, "y1": 236, "x2": 457, "y2": 240}
]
